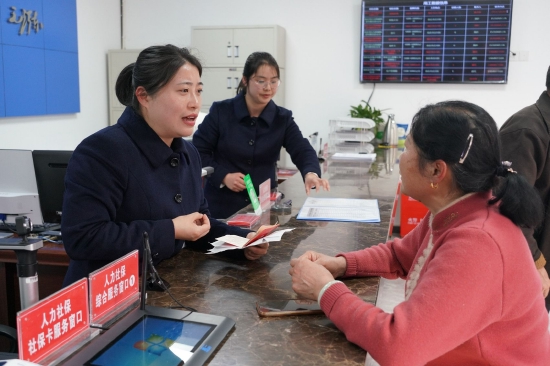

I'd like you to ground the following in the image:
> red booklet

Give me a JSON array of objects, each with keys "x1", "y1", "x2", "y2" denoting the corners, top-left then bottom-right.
[
  {"x1": 245, "y1": 224, "x2": 280, "y2": 246},
  {"x1": 227, "y1": 214, "x2": 260, "y2": 228}
]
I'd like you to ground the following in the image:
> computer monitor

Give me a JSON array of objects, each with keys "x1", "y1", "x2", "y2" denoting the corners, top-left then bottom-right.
[
  {"x1": 0, "y1": 149, "x2": 43, "y2": 226},
  {"x1": 62, "y1": 231, "x2": 235, "y2": 365},
  {"x1": 65, "y1": 306, "x2": 235, "y2": 366},
  {"x1": 32, "y1": 150, "x2": 72, "y2": 224}
]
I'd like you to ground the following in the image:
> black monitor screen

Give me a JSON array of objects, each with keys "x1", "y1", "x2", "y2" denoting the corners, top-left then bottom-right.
[
  {"x1": 32, "y1": 150, "x2": 72, "y2": 223},
  {"x1": 360, "y1": 0, "x2": 513, "y2": 83},
  {"x1": 85, "y1": 315, "x2": 215, "y2": 366}
]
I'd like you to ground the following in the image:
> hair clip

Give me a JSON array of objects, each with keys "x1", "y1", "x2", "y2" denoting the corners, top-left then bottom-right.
[
  {"x1": 502, "y1": 161, "x2": 516, "y2": 174},
  {"x1": 458, "y1": 133, "x2": 474, "y2": 164}
]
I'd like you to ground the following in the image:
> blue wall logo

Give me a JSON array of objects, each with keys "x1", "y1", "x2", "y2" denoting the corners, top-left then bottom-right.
[
  {"x1": 8, "y1": 6, "x2": 44, "y2": 35},
  {"x1": 0, "y1": 0, "x2": 80, "y2": 117}
]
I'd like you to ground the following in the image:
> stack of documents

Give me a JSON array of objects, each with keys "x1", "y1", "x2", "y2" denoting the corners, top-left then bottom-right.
[
  {"x1": 330, "y1": 153, "x2": 376, "y2": 162},
  {"x1": 207, "y1": 227, "x2": 294, "y2": 254},
  {"x1": 297, "y1": 197, "x2": 380, "y2": 223}
]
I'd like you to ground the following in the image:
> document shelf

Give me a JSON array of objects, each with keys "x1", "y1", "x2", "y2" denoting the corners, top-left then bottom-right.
[
  {"x1": 329, "y1": 117, "x2": 375, "y2": 130},
  {"x1": 329, "y1": 130, "x2": 375, "y2": 143},
  {"x1": 331, "y1": 141, "x2": 375, "y2": 154},
  {"x1": 328, "y1": 118, "x2": 376, "y2": 155},
  {"x1": 325, "y1": 173, "x2": 367, "y2": 186},
  {"x1": 328, "y1": 161, "x2": 373, "y2": 176}
]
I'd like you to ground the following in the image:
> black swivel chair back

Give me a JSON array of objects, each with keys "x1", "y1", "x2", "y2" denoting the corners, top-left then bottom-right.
[{"x1": 0, "y1": 324, "x2": 18, "y2": 360}]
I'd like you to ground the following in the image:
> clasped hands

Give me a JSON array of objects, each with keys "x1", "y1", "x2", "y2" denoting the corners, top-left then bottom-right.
[
  {"x1": 289, "y1": 251, "x2": 347, "y2": 301},
  {"x1": 172, "y1": 213, "x2": 268, "y2": 260}
]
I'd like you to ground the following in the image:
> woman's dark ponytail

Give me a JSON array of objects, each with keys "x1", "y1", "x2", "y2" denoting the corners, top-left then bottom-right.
[
  {"x1": 490, "y1": 166, "x2": 544, "y2": 228},
  {"x1": 115, "y1": 63, "x2": 135, "y2": 107}
]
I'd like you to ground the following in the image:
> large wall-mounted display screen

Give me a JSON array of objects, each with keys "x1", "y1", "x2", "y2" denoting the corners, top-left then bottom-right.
[{"x1": 360, "y1": 0, "x2": 513, "y2": 83}]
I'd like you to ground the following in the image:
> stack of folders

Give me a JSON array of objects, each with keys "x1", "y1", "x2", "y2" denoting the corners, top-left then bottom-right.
[
  {"x1": 330, "y1": 153, "x2": 376, "y2": 162},
  {"x1": 226, "y1": 213, "x2": 260, "y2": 229}
]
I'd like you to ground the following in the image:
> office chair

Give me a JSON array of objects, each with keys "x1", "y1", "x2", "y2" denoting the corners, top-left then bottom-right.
[{"x1": 0, "y1": 324, "x2": 18, "y2": 359}]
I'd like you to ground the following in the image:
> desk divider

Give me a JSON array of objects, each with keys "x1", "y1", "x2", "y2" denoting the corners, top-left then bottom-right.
[
  {"x1": 88, "y1": 250, "x2": 140, "y2": 329},
  {"x1": 17, "y1": 278, "x2": 100, "y2": 365},
  {"x1": 15, "y1": 250, "x2": 141, "y2": 364}
]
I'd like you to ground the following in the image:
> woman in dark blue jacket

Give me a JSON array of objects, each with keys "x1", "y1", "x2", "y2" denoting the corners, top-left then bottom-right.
[
  {"x1": 62, "y1": 45, "x2": 268, "y2": 286},
  {"x1": 193, "y1": 52, "x2": 330, "y2": 219}
]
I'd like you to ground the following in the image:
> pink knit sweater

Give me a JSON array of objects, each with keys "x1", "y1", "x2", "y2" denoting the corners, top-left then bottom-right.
[{"x1": 321, "y1": 192, "x2": 550, "y2": 365}]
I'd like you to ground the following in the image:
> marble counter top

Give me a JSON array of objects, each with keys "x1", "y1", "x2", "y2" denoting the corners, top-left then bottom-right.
[{"x1": 147, "y1": 152, "x2": 401, "y2": 365}]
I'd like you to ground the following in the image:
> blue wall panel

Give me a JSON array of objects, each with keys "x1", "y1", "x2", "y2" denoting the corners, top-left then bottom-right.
[
  {"x1": 0, "y1": 45, "x2": 4, "y2": 117},
  {"x1": 0, "y1": 0, "x2": 79, "y2": 117},
  {"x1": 3, "y1": 45, "x2": 46, "y2": 116},
  {"x1": 0, "y1": 9, "x2": 3, "y2": 116},
  {"x1": 0, "y1": 4, "x2": 3, "y2": 43},
  {"x1": 45, "y1": 50, "x2": 79, "y2": 114},
  {"x1": 43, "y1": 0, "x2": 77, "y2": 52}
]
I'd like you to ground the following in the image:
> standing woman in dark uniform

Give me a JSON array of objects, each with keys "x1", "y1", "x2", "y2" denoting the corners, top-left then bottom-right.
[
  {"x1": 192, "y1": 52, "x2": 330, "y2": 219},
  {"x1": 62, "y1": 45, "x2": 268, "y2": 287}
]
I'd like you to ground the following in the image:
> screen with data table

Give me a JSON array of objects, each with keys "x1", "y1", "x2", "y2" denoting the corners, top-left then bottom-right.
[{"x1": 360, "y1": 0, "x2": 513, "y2": 83}]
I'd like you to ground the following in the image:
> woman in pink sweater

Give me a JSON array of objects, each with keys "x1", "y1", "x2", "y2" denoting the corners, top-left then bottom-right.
[{"x1": 290, "y1": 101, "x2": 550, "y2": 365}]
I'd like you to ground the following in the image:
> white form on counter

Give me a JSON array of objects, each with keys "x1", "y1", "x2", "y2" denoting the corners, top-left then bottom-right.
[{"x1": 297, "y1": 197, "x2": 380, "y2": 223}]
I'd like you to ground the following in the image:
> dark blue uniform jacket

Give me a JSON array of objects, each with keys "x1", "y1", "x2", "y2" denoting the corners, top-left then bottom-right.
[
  {"x1": 62, "y1": 107, "x2": 248, "y2": 286},
  {"x1": 192, "y1": 93, "x2": 321, "y2": 218}
]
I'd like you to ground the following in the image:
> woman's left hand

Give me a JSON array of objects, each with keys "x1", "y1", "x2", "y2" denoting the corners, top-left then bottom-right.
[
  {"x1": 243, "y1": 232, "x2": 269, "y2": 260},
  {"x1": 289, "y1": 255, "x2": 335, "y2": 301},
  {"x1": 304, "y1": 173, "x2": 330, "y2": 195}
]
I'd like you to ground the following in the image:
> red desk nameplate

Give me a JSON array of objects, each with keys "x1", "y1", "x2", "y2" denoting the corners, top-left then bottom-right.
[
  {"x1": 17, "y1": 278, "x2": 89, "y2": 363},
  {"x1": 88, "y1": 250, "x2": 139, "y2": 324}
]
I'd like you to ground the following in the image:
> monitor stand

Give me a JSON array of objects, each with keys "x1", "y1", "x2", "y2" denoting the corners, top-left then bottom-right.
[{"x1": 0, "y1": 217, "x2": 43, "y2": 310}]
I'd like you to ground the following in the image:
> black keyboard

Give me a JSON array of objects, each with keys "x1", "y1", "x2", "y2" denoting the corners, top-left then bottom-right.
[{"x1": 0, "y1": 222, "x2": 60, "y2": 233}]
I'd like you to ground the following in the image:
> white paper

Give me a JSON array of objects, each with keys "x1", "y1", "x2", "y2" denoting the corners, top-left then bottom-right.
[
  {"x1": 331, "y1": 153, "x2": 376, "y2": 162},
  {"x1": 207, "y1": 229, "x2": 294, "y2": 254},
  {"x1": 215, "y1": 234, "x2": 250, "y2": 248},
  {"x1": 302, "y1": 198, "x2": 376, "y2": 208},
  {"x1": 297, "y1": 197, "x2": 380, "y2": 223}
]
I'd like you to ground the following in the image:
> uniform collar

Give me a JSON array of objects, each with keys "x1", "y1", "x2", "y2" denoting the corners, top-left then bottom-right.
[
  {"x1": 536, "y1": 91, "x2": 550, "y2": 134},
  {"x1": 234, "y1": 92, "x2": 277, "y2": 126},
  {"x1": 118, "y1": 107, "x2": 191, "y2": 168}
]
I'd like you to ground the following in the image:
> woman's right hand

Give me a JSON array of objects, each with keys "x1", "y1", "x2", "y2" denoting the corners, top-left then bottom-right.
[
  {"x1": 290, "y1": 250, "x2": 347, "y2": 279},
  {"x1": 172, "y1": 213, "x2": 211, "y2": 241},
  {"x1": 223, "y1": 172, "x2": 246, "y2": 192},
  {"x1": 289, "y1": 255, "x2": 334, "y2": 301}
]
